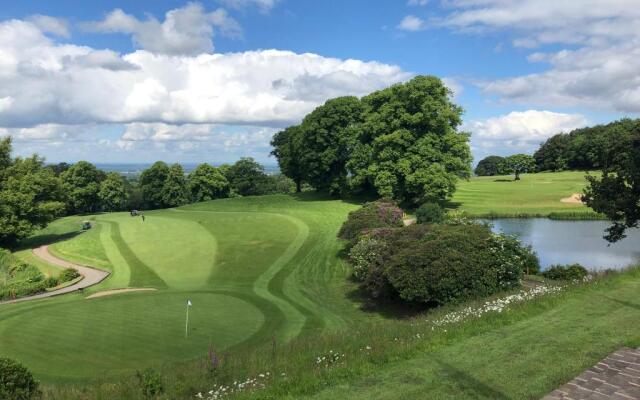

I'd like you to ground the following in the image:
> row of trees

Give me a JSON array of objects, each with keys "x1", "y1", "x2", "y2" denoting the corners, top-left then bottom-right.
[
  {"x1": 0, "y1": 136, "x2": 293, "y2": 248},
  {"x1": 271, "y1": 76, "x2": 472, "y2": 206},
  {"x1": 476, "y1": 118, "x2": 639, "y2": 177},
  {"x1": 533, "y1": 119, "x2": 637, "y2": 172}
]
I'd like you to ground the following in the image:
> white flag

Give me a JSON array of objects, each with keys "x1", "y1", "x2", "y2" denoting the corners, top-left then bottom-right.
[{"x1": 187, "y1": 300, "x2": 192, "y2": 307}]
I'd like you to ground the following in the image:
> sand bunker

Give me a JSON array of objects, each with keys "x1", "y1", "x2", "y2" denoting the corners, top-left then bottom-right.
[
  {"x1": 86, "y1": 288, "x2": 157, "y2": 299},
  {"x1": 561, "y1": 193, "x2": 584, "y2": 204}
]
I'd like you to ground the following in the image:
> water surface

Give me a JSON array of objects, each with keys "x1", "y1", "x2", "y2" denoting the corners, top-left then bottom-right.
[{"x1": 487, "y1": 219, "x2": 640, "y2": 270}]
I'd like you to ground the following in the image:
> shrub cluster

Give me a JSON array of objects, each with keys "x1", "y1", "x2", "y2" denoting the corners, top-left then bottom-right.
[
  {"x1": 415, "y1": 202, "x2": 445, "y2": 224},
  {"x1": 346, "y1": 216, "x2": 539, "y2": 306},
  {"x1": 337, "y1": 199, "x2": 404, "y2": 245},
  {"x1": 0, "y1": 357, "x2": 40, "y2": 400},
  {"x1": 542, "y1": 264, "x2": 588, "y2": 281}
]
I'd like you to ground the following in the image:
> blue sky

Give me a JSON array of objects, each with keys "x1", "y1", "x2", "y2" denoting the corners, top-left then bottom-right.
[{"x1": 0, "y1": 0, "x2": 637, "y2": 164}]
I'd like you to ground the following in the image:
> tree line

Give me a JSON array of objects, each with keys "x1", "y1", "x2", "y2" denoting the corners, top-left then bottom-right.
[
  {"x1": 475, "y1": 118, "x2": 640, "y2": 177},
  {"x1": 0, "y1": 137, "x2": 294, "y2": 248},
  {"x1": 271, "y1": 76, "x2": 473, "y2": 206},
  {"x1": 474, "y1": 118, "x2": 640, "y2": 242}
]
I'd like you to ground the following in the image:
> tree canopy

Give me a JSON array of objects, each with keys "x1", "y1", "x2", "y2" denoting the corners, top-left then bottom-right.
[
  {"x1": 270, "y1": 125, "x2": 305, "y2": 193},
  {"x1": 500, "y1": 154, "x2": 535, "y2": 181},
  {"x1": 61, "y1": 161, "x2": 104, "y2": 214},
  {"x1": 224, "y1": 157, "x2": 272, "y2": 197},
  {"x1": 187, "y1": 163, "x2": 229, "y2": 202},
  {"x1": 161, "y1": 163, "x2": 188, "y2": 207},
  {"x1": 271, "y1": 76, "x2": 472, "y2": 206},
  {"x1": 0, "y1": 137, "x2": 65, "y2": 248},
  {"x1": 140, "y1": 161, "x2": 170, "y2": 209},
  {"x1": 583, "y1": 121, "x2": 640, "y2": 242},
  {"x1": 474, "y1": 156, "x2": 505, "y2": 176},
  {"x1": 99, "y1": 172, "x2": 128, "y2": 212}
]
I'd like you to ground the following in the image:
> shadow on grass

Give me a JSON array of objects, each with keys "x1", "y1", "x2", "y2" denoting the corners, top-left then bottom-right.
[
  {"x1": 435, "y1": 359, "x2": 510, "y2": 399},
  {"x1": 289, "y1": 190, "x2": 376, "y2": 206},
  {"x1": 493, "y1": 179, "x2": 515, "y2": 182},
  {"x1": 16, "y1": 230, "x2": 85, "y2": 251},
  {"x1": 601, "y1": 296, "x2": 640, "y2": 311},
  {"x1": 344, "y1": 281, "x2": 429, "y2": 320}
]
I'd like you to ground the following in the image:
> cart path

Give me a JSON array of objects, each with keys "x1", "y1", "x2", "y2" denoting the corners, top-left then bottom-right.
[{"x1": 0, "y1": 245, "x2": 110, "y2": 305}]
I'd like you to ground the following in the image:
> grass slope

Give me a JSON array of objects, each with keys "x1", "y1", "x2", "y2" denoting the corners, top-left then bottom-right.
[
  {"x1": 0, "y1": 194, "x2": 363, "y2": 381},
  {"x1": 451, "y1": 171, "x2": 598, "y2": 217}
]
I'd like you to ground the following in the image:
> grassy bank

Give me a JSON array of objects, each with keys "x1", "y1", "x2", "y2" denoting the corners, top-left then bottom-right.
[
  {"x1": 451, "y1": 171, "x2": 603, "y2": 218},
  {"x1": 38, "y1": 268, "x2": 640, "y2": 399}
]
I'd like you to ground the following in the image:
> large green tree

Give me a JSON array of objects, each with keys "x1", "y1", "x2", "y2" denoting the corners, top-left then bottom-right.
[
  {"x1": 348, "y1": 76, "x2": 472, "y2": 205},
  {"x1": 187, "y1": 163, "x2": 230, "y2": 202},
  {"x1": 160, "y1": 163, "x2": 188, "y2": 207},
  {"x1": 0, "y1": 137, "x2": 65, "y2": 248},
  {"x1": 299, "y1": 96, "x2": 363, "y2": 196},
  {"x1": 99, "y1": 172, "x2": 128, "y2": 211},
  {"x1": 583, "y1": 121, "x2": 640, "y2": 242},
  {"x1": 224, "y1": 157, "x2": 271, "y2": 196},
  {"x1": 533, "y1": 134, "x2": 571, "y2": 171},
  {"x1": 500, "y1": 154, "x2": 536, "y2": 181},
  {"x1": 140, "y1": 161, "x2": 170, "y2": 209},
  {"x1": 271, "y1": 125, "x2": 305, "y2": 193},
  {"x1": 474, "y1": 155, "x2": 505, "y2": 176},
  {"x1": 61, "y1": 161, "x2": 104, "y2": 214}
]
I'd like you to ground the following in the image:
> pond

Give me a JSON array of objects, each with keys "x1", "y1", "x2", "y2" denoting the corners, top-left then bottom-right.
[{"x1": 487, "y1": 219, "x2": 640, "y2": 271}]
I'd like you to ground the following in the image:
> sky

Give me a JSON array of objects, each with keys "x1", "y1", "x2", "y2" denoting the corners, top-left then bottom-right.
[{"x1": 0, "y1": 0, "x2": 638, "y2": 165}]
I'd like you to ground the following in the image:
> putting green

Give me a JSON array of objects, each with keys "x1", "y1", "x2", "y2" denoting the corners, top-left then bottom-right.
[
  {"x1": 0, "y1": 291, "x2": 263, "y2": 381},
  {"x1": 0, "y1": 194, "x2": 364, "y2": 382}
]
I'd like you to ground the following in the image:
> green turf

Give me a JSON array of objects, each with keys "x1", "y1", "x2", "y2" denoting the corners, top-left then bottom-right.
[
  {"x1": 0, "y1": 194, "x2": 363, "y2": 381},
  {"x1": 451, "y1": 171, "x2": 597, "y2": 217}
]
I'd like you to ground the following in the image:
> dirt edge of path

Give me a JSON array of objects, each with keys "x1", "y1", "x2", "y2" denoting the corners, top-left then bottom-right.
[{"x1": 86, "y1": 288, "x2": 157, "y2": 299}]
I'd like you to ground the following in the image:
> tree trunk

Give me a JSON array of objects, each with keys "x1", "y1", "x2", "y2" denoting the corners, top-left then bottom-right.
[
  {"x1": 295, "y1": 179, "x2": 302, "y2": 193},
  {"x1": 514, "y1": 170, "x2": 521, "y2": 180}
]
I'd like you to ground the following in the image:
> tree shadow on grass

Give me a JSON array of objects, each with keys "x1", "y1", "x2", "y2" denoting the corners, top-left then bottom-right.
[
  {"x1": 289, "y1": 191, "x2": 375, "y2": 206},
  {"x1": 434, "y1": 359, "x2": 510, "y2": 400},
  {"x1": 15, "y1": 230, "x2": 84, "y2": 251},
  {"x1": 493, "y1": 179, "x2": 514, "y2": 182},
  {"x1": 344, "y1": 281, "x2": 430, "y2": 320}
]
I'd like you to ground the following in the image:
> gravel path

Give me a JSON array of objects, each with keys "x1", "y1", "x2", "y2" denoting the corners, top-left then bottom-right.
[{"x1": 0, "y1": 245, "x2": 110, "y2": 305}]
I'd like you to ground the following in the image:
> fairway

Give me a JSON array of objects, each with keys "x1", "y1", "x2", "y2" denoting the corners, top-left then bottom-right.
[
  {"x1": 0, "y1": 195, "x2": 363, "y2": 382},
  {"x1": 451, "y1": 171, "x2": 595, "y2": 217}
]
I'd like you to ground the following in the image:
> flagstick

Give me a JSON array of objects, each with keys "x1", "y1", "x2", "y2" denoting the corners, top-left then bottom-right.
[{"x1": 185, "y1": 303, "x2": 189, "y2": 339}]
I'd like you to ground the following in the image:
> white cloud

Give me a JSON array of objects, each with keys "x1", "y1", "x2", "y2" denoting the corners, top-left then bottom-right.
[
  {"x1": 0, "y1": 124, "x2": 87, "y2": 141},
  {"x1": 408, "y1": 0, "x2": 428, "y2": 5},
  {"x1": 0, "y1": 19, "x2": 409, "y2": 129},
  {"x1": 437, "y1": 0, "x2": 640, "y2": 114},
  {"x1": 26, "y1": 15, "x2": 69, "y2": 37},
  {"x1": 86, "y1": 3, "x2": 242, "y2": 55},
  {"x1": 469, "y1": 110, "x2": 588, "y2": 150},
  {"x1": 398, "y1": 15, "x2": 425, "y2": 31}
]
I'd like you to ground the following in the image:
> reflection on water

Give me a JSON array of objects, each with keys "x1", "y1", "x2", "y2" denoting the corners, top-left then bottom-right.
[{"x1": 486, "y1": 219, "x2": 640, "y2": 270}]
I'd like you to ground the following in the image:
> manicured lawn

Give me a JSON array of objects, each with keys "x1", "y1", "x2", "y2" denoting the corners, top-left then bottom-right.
[
  {"x1": 0, "y1": 194, "x2": 363, "y2": 382},
  {"x1": 451, "y1": 171, "x2": 596, "y2": 217}
]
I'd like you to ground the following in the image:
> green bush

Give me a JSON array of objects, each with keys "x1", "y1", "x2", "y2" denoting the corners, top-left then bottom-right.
[
  {"x1": 0, "y1": 357, "x2": 40, "y2": 400},
  {"x1": 43, "y1": 276, "x2": 59, "y2": 287},
  {"x1": 348, "y1": 223, "x2": 530, "y2": 306},
  {"x1": 337, "y1": 199, "x2": 404, "y2": 244},
  {"x1": 415, "y1": 202, "x2": 445, "y2": 224},
  {"x1": 542, "y1": 264, "x2": 589, "y2": 280},
  {"x1": 58, "y1": 268, "x2": 80, "y2": 283},
  {"x1": 136, "y1": 369, "x2": 164, "y2": 399}
]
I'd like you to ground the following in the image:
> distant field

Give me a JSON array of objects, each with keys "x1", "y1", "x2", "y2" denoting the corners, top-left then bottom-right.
[
  {"x1": 451, "y1": 171, "x2": 598, "y2": 217},
  {"x1": 0, "y1": 194, "x2": 366, "y2": 382}
]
